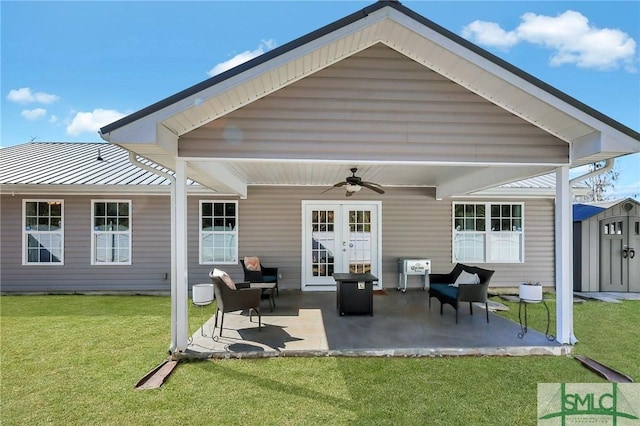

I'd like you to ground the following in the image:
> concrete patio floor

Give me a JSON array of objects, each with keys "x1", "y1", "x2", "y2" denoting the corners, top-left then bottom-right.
[{"x1": 185, "y1": 290, "x2": 569, "y2": 359}]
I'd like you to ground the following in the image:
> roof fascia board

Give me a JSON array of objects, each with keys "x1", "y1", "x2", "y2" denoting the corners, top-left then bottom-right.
[{"x1": 571, "y1": 132, "x2": 604, "y2": 160}]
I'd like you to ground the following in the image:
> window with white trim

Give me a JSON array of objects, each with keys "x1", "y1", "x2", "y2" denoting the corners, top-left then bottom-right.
[
  {"x1": 92, "y1": 201, "x2": 131, "y2": 265},
  {"x1": 453, "y1": 203, "x2": 524, "y2": 263},
  {"x1": 199, "y1": 201, "x2": 238, "y2": 264},
  {"x1": 23, "y1": 200, "x2": 64, "y2": 264}
]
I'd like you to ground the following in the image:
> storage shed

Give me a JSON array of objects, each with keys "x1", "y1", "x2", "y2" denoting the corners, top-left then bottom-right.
[{"x1": 573, "y1": 198, "x2": 640, "y2": 292}]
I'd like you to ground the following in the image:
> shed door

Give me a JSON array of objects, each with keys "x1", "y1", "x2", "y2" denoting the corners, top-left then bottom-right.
[{"x1": 600, "y1": 216, "x2": 640, "y2": 292}]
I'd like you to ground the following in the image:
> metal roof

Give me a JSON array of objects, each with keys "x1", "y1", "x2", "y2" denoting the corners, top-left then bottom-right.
[
  {"x1": 0, "y1": 142, "x2": 170, "y2": 185},
  {"x1": 0, "y1": 142, "x2": 204, "y2": 193}
]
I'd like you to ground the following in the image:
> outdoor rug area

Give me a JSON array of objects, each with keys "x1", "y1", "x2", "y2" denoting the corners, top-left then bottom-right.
[{"x1": 185, "y1": 290, "x2": 566, "y2": 359}]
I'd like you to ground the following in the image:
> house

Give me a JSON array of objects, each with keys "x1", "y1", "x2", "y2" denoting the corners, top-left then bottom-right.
[
  {"x1": 2, "y1": 1, "x2": 639, "y2": 354},
  {"x1": 573, "y1": 198, "x2": 640, "y2": 292}
]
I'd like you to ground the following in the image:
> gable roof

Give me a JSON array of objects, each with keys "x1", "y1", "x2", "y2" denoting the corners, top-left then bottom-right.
[
  {"x1": 97, "y1": 1, "x2": 639, "y2": 198},
  {"x1": 100, "y1": 0, "x2": 639, "y2": 148}
]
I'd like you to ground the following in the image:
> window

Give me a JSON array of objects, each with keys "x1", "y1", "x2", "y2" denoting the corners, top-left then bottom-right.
[
  {"x1": 92, "y1": 201, "x2": 131, "y2": 265},
  {"x1": 200, "y1": 201, "x2": 238, "y2": 264},
  {"x1": 453, "y1": 203, "x2": 523, "y2": 263},
  {"x1": 23, "y1": 200, "x2": 64, "y2": 264}
]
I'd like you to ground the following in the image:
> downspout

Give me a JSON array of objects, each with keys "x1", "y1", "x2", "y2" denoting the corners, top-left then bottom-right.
[
  {"x1": 128, "y1": 152, "x2": 178, "y2": 355},
  {"x1": 569, "y1": 158, "x2": 615, "y2": 186}
]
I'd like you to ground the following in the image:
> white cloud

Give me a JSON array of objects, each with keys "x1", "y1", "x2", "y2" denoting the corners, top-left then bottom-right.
[
  {"x1": 462, "y1": 10, "x2": 637, "y2": 72},
  {"x1": 49, "y1": 115, "x2": 59, "y2": 124},
  {"x1": 7, "y1": 87, "x2": 60, "y2": 104},
  {"x1": 21, "y1": 108, "x2": 47, "y2": 120},
  {"x1": 462, "y1": 21, "x2": 519, "y2": 49},
  {"x1": 66, "y1": 109, "x2": 126, "y2": 136},
  {"x1": 208, "y1": 39, "x2": 276, "y2": 77}
]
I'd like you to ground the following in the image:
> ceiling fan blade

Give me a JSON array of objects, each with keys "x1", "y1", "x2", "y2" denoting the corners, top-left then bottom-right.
[
  {"x1": 321, "y1": 181, "x2": 347, "y2": 193},
  {"x1": 361, "y1": 181, "x2": 385, "y2": 194}
]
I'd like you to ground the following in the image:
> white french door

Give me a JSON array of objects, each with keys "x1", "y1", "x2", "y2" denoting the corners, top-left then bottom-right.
[{"x1": 302, "y1": 201, "x2": 381, "y2": 291}]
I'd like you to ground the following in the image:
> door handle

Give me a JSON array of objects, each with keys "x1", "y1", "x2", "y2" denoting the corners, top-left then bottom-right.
[
  {"x1": 623, "y1": 248, "x2": 629, "y2": 258},
  {"x1": 630, "y1": 248, "x2": 636, "y2": 259}
]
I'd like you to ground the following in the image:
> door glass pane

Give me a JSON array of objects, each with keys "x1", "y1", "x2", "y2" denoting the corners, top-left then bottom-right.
[
  {"x1": 311, "y1": 209, "x2": 335, "y2": 277},
  {"x1": 348, "y1": 209, "x2": 371, "y2": 273}
]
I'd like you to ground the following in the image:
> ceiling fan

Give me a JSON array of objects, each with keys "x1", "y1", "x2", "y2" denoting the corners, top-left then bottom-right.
[{"x1": 324, "y1": 168, "x2": 385, "y2": 197}]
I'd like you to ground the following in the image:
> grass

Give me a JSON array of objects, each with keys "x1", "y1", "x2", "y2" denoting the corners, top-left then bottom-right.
[{"x1": 1, "y1": 294, "x2": 638, "y2": 425}]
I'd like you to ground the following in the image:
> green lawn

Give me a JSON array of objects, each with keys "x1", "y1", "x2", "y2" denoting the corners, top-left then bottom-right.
[{"x1": 1, "y1": 295, "x2": 638, "y2": 425}]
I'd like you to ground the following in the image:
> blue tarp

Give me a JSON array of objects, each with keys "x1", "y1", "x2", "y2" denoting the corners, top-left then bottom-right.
[{"x1": 573, "y1": 204, "x2": 606, "y2": 222}]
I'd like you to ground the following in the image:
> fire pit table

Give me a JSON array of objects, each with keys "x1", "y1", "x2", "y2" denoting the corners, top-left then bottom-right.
[{"x1": 333, "y1": 273, "x2": 378, "y2": 316}]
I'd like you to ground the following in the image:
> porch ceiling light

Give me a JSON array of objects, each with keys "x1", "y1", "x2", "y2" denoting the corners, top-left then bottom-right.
[{"x1": 345, "y1": 184, "x2": 361, "y2": 193}]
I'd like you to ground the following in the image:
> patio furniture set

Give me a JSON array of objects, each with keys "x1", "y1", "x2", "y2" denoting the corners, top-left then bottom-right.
[{"x1": 205, "y1": 259, "x2": 495, "y2": 337}]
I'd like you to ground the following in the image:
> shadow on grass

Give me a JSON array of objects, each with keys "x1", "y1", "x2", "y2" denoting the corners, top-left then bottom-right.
[{"x1": 188, "y1": 359, "x2": 354, "y2": 411}]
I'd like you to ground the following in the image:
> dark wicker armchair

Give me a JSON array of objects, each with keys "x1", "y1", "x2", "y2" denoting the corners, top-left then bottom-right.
[
  {"x1": 240, "y1": 257, "x2": 279, "y2": 296},
  {"x1": 209, "y1": 269, "x2": 262, "y2": 336},
  {"x1": 428, "y1": 263, "x2": 495, "y2": 323}
]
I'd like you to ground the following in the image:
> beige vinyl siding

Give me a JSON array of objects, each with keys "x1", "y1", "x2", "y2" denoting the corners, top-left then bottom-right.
[
  {"x1": 1, "y1": 194, "x2": 172, "y2": 292},
  {"x1": 1, "y1": 189, "x2": 555, "y2": 292},
  {"x1": 232, "y1": 187, "x2": 555, "y2": 290},
  {"x1": 179, "y1": 44, "x2": 567, "y2": 164}
]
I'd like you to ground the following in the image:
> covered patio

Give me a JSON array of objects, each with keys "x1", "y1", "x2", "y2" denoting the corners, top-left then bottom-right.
[
  {"x1": 185, "y1": 290, "x2": 566, "y2": 359},
  {"x1": 99, "y1": 1, "x2": 640, "y2": 357}
]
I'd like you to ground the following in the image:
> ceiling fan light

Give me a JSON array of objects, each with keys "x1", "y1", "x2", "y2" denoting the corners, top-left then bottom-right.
[{"x1": 346, "y1": 184, "x2": 361, "y2": 193}]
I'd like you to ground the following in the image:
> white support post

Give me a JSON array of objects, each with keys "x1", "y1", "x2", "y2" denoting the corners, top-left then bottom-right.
[
  {"x1": 174, "y1": 159, "x2": 189, "y2": 352},
  {"x1": 555, "y1": 166, "x2": 576, "y2": 344},
  {"x1": 169, "y1": 178, "x2": 177, "y2": 354}
]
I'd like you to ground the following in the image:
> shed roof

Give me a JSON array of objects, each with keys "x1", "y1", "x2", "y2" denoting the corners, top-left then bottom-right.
[{"x1": 573, "y1": 204, "x2": 606, "y2": 222}]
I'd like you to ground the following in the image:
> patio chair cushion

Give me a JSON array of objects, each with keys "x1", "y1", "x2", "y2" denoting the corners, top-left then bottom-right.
[
  {"x1": 262, "y1": 274, "x2": 278, "y2": 283},
  {"x1": 211, "y1": 268, "x2": 236, "y2": 290},
  {"x1": 430, "y1": 283, "x2": 458, "y2": 300},
  {"x1": 451, "y1": 270, "x2": 480, "y2": 287},
  {"x1": 244, "y1": 256, "x2": 261, "y2": 272}
]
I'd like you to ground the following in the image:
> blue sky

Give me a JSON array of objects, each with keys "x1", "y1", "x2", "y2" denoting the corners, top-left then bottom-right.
[{"x1": 2, "y1": 1, "x2": 639, "y2": 199}]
